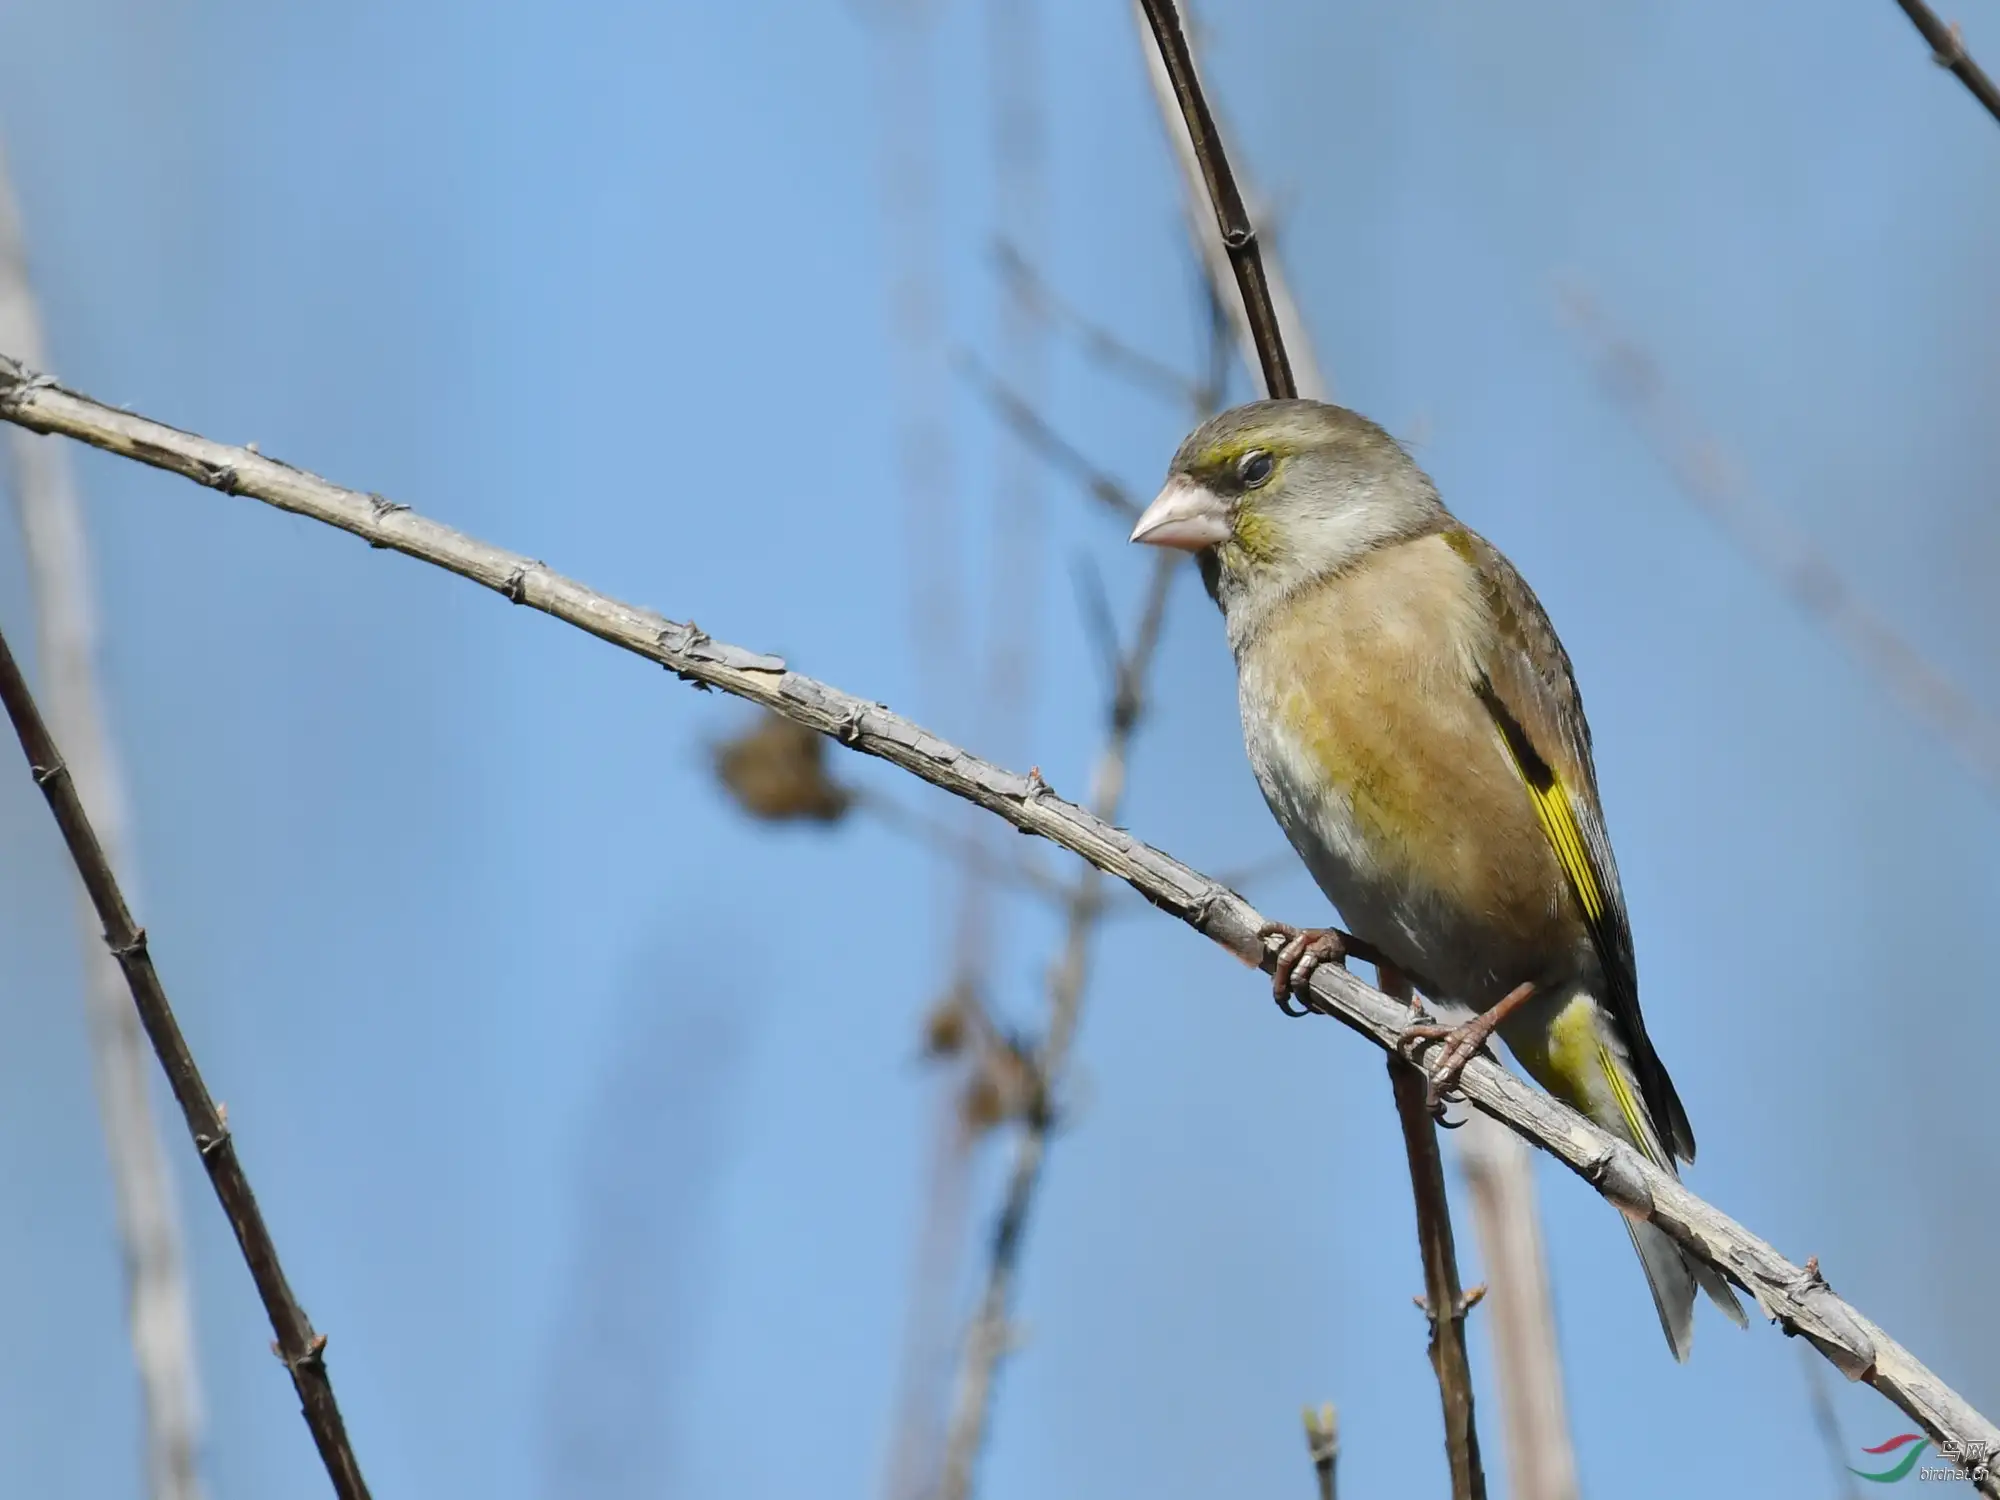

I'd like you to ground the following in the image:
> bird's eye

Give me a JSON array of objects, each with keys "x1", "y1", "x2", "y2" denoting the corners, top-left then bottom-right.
[{"x1": 1238, "y1": 450, "x2": 1275, "y2": 488}]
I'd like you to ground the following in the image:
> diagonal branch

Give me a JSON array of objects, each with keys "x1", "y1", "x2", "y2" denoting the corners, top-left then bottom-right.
[
  {"x1": 1131, "y1": 0, "x2": 1298, "y2": 400},
  {"x1": 0, "y1": 613, "x2": 370, "y2": 1500},
  {"x1": 0, "y1": 358, "x2": 1995, "y2": 1489},
  {"x1": 1889, "y1": 0, "x2": 2000, "y2": 128}
]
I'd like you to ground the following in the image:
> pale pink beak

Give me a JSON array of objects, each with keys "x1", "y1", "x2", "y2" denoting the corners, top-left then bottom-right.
[{"x1": 1129, "y1": 475, "x2": 1231, "y2": 552}]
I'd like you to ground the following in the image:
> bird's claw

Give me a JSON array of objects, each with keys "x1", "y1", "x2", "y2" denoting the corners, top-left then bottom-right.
[
  {"x1": 1398, "y1": 1020, "x2": 1492, "y2": 1114},
  {"x1": 1258, "y1": 921, "x2": 1351, "y2": 1016},
  {"x1": 1396, "y1": 980, "x2": 1538, "y2": 1116}
]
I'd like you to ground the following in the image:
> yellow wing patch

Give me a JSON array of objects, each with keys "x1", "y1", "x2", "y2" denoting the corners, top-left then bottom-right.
[
  {"x1": 1479, "y1": 683, "x2": 1606, "y2": 924},
  {"x1": 1520, "y1": 776, "x2": 1606, "y2": 923}
]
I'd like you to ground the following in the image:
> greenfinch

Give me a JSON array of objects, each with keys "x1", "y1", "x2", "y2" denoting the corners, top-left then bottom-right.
[{"x1": 1131, "y1": 398, "x2": 1744, "y2": 1359}]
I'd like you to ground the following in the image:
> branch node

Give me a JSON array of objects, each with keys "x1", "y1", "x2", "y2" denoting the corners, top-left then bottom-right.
[
  {"x1": 1934, "y1": 20, "x2": 1967, "y2": 67},
  {"x1": 366, "y1": 493, "x2": 410, "y2": 547},
  {"x1": 274, "y1": 1331, "x2": 329, "y2": 1372},
  {"x1": 1583, "y1": 1139, "x2": 1655, "y2": 1216},
  {"x1": 107, "y1": 927, "x2": 149, "y2": 962}
]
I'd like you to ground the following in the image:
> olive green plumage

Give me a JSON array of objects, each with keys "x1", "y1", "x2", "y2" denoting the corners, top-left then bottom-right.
[{"x1": 1131, "y1": 398, "x2": 1744, "y2": 1359}]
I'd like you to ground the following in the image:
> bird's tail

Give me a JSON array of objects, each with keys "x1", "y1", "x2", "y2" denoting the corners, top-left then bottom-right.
[{"x1": 1506, "y1": 991, "x2": 1747, "y2": 1360}]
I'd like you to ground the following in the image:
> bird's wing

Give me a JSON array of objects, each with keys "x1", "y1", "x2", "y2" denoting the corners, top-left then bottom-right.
[{"x1": 1445, "y1": 526, "x2": 1696, "y2": 1163}]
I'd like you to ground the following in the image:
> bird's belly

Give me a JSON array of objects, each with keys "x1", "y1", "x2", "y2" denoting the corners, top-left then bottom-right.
[{"x1": 1240, "y1": 684, "x2": 1575, "y2": 1011}]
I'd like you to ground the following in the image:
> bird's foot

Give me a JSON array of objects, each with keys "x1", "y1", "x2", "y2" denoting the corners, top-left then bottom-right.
[
  {"x1": 1396, "y1": 980, "x2": 1538, "y2": 1114},
  {"x1": 1258, "y1": 921, "x2": 1384, "y2": 1017}
]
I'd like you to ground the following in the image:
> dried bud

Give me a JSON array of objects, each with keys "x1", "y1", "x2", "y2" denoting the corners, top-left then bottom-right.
[
  {"x1": 956, "y1": 1033, "x2": 1041, "y2": 1138},
  {"x1": 713, "y1": 711, "x2": 852, "y2": 823},
  {"x1": 921, "y1": 986, "x2": 975, "y2": 1059}
]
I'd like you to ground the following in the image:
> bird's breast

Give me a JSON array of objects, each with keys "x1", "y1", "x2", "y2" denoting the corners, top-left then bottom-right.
[{"x1": 1234, "y1": 538, "x2": 1579, "y2": 1005}]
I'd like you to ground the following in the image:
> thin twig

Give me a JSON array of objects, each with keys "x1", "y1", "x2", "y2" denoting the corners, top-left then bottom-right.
[
  {"x1": 1562, "y1": 288, "x2": 2000, "y2": 796},
  {"x1": 853, "y1": 786, "x2": 1074, "y2": 905},
  {"x1": 1382, "y1": 971, "x2": 1487, "y2": 1500},
  {"x1": 0, "y1": 140, "x2": 206, "y2": 1500},
  {"x1": 0, "y1": 365, "x2": 1994, "y2": 1489},
  {"x1": 1889, "y1": 0, "x2": 2000, "y2": 127},
  {"x1": 1457, "y1": 1111, "x2": 1577, "y2": 1500},
  {"x1": 866, "y1": 10, "x2": 987, "y2": 1490},
  {"x1": 936, "y1": 544, "x2": 1182, "y2": 1500},
  {"x1": 992, "y1": 241, "x2": 1205, "y2": 411},
  {"x1": 0, "y1": 618, "x2": 369, "y2": 1500},
  {"x1": 1130, "y1": 0, "x2": 1323, "y2": 400},
  {"x1": 954, "y1": 350, "x2": 1141, "y2": 520},
  {"x1": 1303, "y1": 1403, "x2": 1339, "y2": 1500}
]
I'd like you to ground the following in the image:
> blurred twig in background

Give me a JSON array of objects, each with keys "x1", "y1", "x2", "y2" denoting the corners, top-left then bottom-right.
[
  {"x1": 1458, "y1": 1113, "x2": 1579, "y2": 1500},
  {"x1": 857, "y1": 7, "x2": 1003, "y2": 1492},
  {"x1": 0, "y1": 140, "x2": 206, "y2": 1500},
  {"x1": 954, "y1": 350, "x2": 1142, "y2": 522},
  {"x1": 1303, "y1": 1402, "x2": 1340, "y2": 1500},
  {"x1": 993, "y1": 241, "x2": 1205, "y2": 413},
  {"x1": 936, "y1": 544, "x2": 1184, "y2": 1500},
  {"x1": 540, "y1": 985, "x2": 743, "y2": 1500},
  {"x1": 1889, "y1": 0, "x2": 2000, "y2": 126},
  {"x1": 3, "y1": 365, "x2": 1995, "y2": 1484},
  {"x1": 1562, "y1": 288, "x2": 2000, "y2": 795},
  {"x1": 0, "y1": 620, "x2": 370, "y2": 1500},
  {"x1": 935, "y1": 279, "x2": 1226, "y2": 1499}
]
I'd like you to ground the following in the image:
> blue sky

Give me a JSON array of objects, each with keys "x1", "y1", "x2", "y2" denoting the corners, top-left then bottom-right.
[{"x1": 0, "y1": 1, "x2": 1996, "y2": 1497}]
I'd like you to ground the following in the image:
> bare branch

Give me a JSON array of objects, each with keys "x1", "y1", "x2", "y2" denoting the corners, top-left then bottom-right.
[
  {"x1": 0, "y1": 140, "x2": 206, "y2": 1500},
  {"x1": 1562, "y1": 289, "x2": 2000, "y2": 796},
  {"x1": 1129, "y1": 0, "x2": 1324, "y2": 400},
  {"x1": 1457, "y1": 1111, "x2": 1578, "y2": 1500},
  {"x1": 1889, "y1": 1, "x2": 2000, "y2": 127},
  {"x1": 1382, "y1": 972, "x2": 1488, "y2": 1500},
  {"x1": 0, "y1": 616, "x2": 369, "y2": 1500},
  {"x1": 0, "y1": 362, "x2": 1994, "y2": 1488}
]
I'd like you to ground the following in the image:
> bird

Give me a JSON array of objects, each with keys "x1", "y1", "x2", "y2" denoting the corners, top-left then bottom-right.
[{"x1": 1129, "y1": 397, "x2": 1745, "y2": 1359}]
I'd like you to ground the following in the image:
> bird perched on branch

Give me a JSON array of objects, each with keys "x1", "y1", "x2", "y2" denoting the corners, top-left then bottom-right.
[{"x1": 1130, "y1": 399, "x2": 1744, "y2": 1359}]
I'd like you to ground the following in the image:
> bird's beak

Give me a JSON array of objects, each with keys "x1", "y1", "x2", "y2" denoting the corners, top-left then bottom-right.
[{"x1": 1129, "y1": 475, "x2": 1231, "y2": 552}]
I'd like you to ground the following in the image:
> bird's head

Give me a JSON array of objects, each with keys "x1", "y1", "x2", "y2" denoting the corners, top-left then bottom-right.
[{"x1": 1130, "y1": 399, "x2": 1447, "y2": 634}]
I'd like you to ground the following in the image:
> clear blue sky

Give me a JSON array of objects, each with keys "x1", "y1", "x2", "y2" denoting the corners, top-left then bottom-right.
[{"x1": 0, "y1": 2, "x2": 1995, "y2": 1497}]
